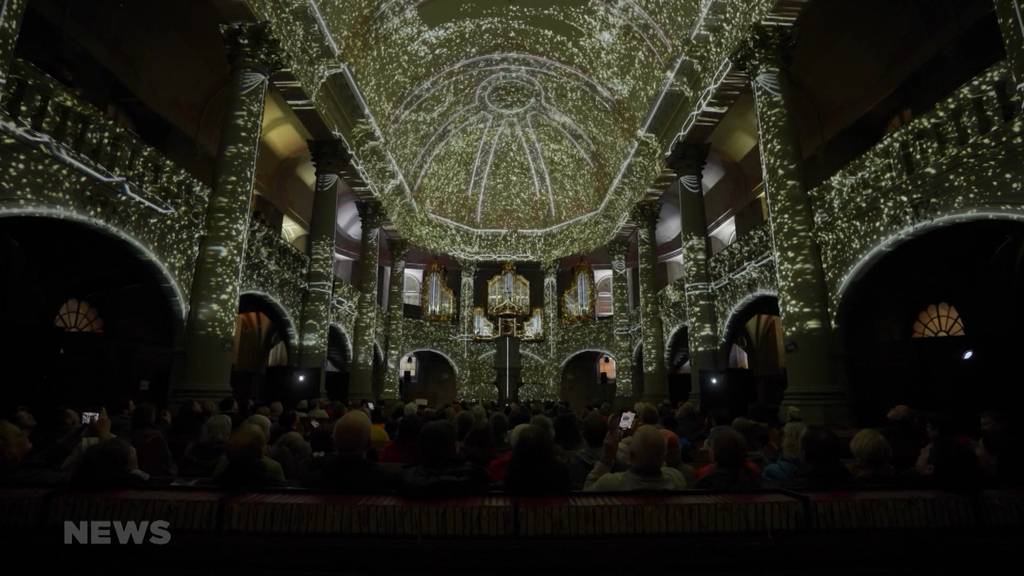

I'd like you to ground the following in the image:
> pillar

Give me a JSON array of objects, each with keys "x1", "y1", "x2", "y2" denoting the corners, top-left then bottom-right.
[
  {"x1": 179, "y1": 22, "x2": 281, "y2": 401},
  {"x1": 542, "y1": 260, "x2": 558, "y2": 357},
  {"x1": 349, "y1": 200, "x2": 385, "y2": 401},
  {"x1": 608, "y1": 238, "x2": 633, "y2": 403},
  {"x1": 296, "y1": 139, "x2": 347, "y2": 394},
  {"x1": 459, "y1": 260, "x2": 477, "y2": 359},
  {"x1": 994, "y1": 0, "x2": 1024, "y2": 94},
  {"x1": 667, "y1": 142, "x2": 719, "y2": 404},
  {"x1": 0, "y1": 0, "x2": 27, "y2": 91},
  {"x1": 633, "y1": 200, "x2": 667, "y2": 404},
  {"x1": 383, "y1": 238, "x2": 409, "y2": 401},
  {"x1": 740, "y1": 29, "x2": 844, "y2": 424}
]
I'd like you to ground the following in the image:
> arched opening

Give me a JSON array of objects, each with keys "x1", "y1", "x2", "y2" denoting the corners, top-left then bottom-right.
[
  {"x1": 398, "y1": 350, "x2": 457, "y2": 407},
  {"x1": 232, "y1": 293, "x2": 295, "y2": 402},
  {"x1": 324, "y1": 325, "x2": 352, "y2": 401},
  {"x1": 839, "y1": 220, "x2": 1024, "y2": 427},
  {"x1": 632, "y1": 344, "x2": 644, "y2": 400},
  {"x1": 717, "y1": 295, "x2": 787, "y2": 418},
  {"x1": 560, "y1": 351, "x2": 616, "y2": 409},
  {"x1": 0, "y1": 216, "x2": 180, "y2": 412},
  {"x1": 666, "y1": 327, "x2": 692, "y2": 404}
]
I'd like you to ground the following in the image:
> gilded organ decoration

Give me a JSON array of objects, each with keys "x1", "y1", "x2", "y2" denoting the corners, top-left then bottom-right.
[
  {"x1": 563, "y1": 260, "x2": 596, "y2": 321},
  {"x1": 472, "y1": 307, "x2": 495, "y2": 339},
  {"x1": 421, "y1": 261, "x2": 455, "y2": 322},
  {"x1": 523, "y1": 307, "x2": 544, "y2": 340},
  {"x1": 487, "y1": 262, "x2": 530, "y2": 317}
]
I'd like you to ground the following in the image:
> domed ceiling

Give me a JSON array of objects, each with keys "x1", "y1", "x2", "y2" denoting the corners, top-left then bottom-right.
[{"x1": 280, "y1": 0, "x2": 702, "y2": 260}]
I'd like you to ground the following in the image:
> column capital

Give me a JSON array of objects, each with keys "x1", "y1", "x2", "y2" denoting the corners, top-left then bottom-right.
[
  {"x1": 630, "y1": 199, "x2": 661, "y2": 228},
  {"x1": 607, "y1": 237, "x2": 630, "y2": 262},
  {"x1": 356, "y1": 200, "x2": 386, "y2": 230},
  {"x1": 387, "y1": 238, "x2": 409, "y2": 261},
  {"x1": 457, "y1": 259, "x2": 478, "y2": 276},
  {"x1": 542, "y1": 260, "x2": 559, "y2": 277},
  {"x1": 221, "y1": 21, "x2": 285, "y2": 76},
  {"x1": 309, "y1": 139, "x2": 350, "y2": 175},
  {"x1": 666, "y1": 143, "x2": 710, "y2": 195},
  {"x1": 734, "y1": 26, "x2": 792, "y2": 77}
]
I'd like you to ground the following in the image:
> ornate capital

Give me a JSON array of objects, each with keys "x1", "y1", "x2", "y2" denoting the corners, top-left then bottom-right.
[
  {"x1": 221, "y1": 21, "x2": 284, "y2": 76},
  {"x1": 666, "y1": 142, "x2": 710, "y2": 189},
  {"x1": 630, "y1": 199, "x2": 661, "y2": 227},
  {"x1": 387, "y1": 238, "x2": 409, "y2": 261},
  {"x1": 542, "y1": 260, "x2": 559, "y2": 277},
  {"x1": 606, "y1": 237, "x2": 630, "y2": 262},
  {"x1": 734, "y1": 26, "x2": 791, "y2": 77},
  {"x1": 457, "y1": 259, "x2": 477, "y2": 277},
  {"x1": 309, "y1": 139, "x2": 350, "y2": 176},
  {"x1": 356, "y1": 200, "x2": 386, "y2": 230}
]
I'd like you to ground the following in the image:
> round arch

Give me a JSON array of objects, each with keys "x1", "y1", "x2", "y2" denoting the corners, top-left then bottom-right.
[
  {"x1": 720, "y1": 290, "x2": 779, "y2": 348},
  {"x1": 397, "y1": 348, "x2": 459, "y2": 407},
  {"x1": 327, "y1": 324, "x2": 353, "y2": 367},
  {"x1": 0, "y1": 213, "x2": 184, "y2": 408},
  {"x1": 559, "y1": 349, "x2": 617, "y2": 408},
  {"x1": 238, "y1": 291, "x2": 300, "y2": 353}
]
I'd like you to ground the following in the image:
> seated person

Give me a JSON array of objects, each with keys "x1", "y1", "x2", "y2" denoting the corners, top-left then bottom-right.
[
  {"x1": 180, "y1": 414, "x2": 231, "y2": 478},
  {"x1": 72, "y1": 438, "x2": 149, "y2": 488},
  {"x1": 304, "y1": 411, "x2": 400, "y2": 492},
  {"x1": 214, "y1": 424, "x2": 285, "y2": 489},
  {"x1": 585, "y1": 419, "x2": 687, "y2": 492},
  {"x1": 696, "y1": 427, "x2": 760, "y2": 491},
  {"x1": 504, "y1": 424, "x2": 570, "y2": 495},
  {"x1": 0, "y1": 419, "x2": 65, "y2": 484},
  {"x1": 402, "y1": 420, "x2": 489, "y2": 498}
]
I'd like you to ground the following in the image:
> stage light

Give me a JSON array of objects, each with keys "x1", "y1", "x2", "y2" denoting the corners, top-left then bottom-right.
[
  {"x1": 962, "y1": 350, "x2": 974, "y2": 361},
  {"x1": 710, "y1": 377, "x2": 719, "y2": 385},
  {"x1": 298, "y1": 374, "x2": 306, "y2": 382}
]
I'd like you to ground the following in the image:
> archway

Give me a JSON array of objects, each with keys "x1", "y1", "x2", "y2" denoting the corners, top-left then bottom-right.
[
  {"x1": 560, "y1": 350, "x2": 617, "y2": 409},
  {"x1": 324, "y1": 325, "x2": 352, "y2": 400},
  {"x1": 398, "y1": 349, "x2": 457, "y2": 407},
  {"x1": 232, "y1": 293, "x2": 296, "y2": 402},
  {"x1": 839, "y1": 220, "x2": 1024, "y2": 427},
  {"x1": 0, "y1": 216, "x2": 181, "y2": 412},
  {"x1": 718, "y1": 294, "x2": 786, "y2": 417}
]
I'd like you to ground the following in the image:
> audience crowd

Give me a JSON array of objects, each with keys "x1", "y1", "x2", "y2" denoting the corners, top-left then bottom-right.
[{"x1": 0, "y1": 396, "x2": 1020, "y2": 495}]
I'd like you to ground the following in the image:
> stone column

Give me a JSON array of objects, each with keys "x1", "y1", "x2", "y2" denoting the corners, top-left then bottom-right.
[
  {"x1": 995, "y1": 0, "x2": 1024, "y2": 94},
  {"x1": 179, "y1": 22, "x2": 281, "y2": 401},
  {"x1": 0, "y1": 0, "x2": 27, "y2": 91},
  {"x1": 383, "y1": 238, "x2": 408, "y2": 401},
  {"x1": 542, "y1": 260, "x2": 558, "y2": 357},
  {"x1": 667, "y1": 143, "x2": 718, "y2": 404},
  {"x1": 633, "y1": 200, "x2": 667, "y2": 404},
  {"x1": 458, "y1": 260, "x2": 477, "y2": 358},
  {"x1": 608, "y1": 238, "x2": 633, "y2": 403},
  {"x1": 349, "y1": 200, "x2": 385, "y2": 401},
  {"x1": 740, "y1": 29, "x2": 843, "y2": 424},
  {"x1": 297, "y1": 139, "x2": 347, "y2": 393}
]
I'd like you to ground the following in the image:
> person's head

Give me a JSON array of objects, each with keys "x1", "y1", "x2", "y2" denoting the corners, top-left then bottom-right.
[
  {"x1": 417, "y1": 420, "x2": 457, "y2": 468},
  {"x1": 112, "y1": 397, "x2": 135, "y2": 417},
  {"x1": 781, "y1": 422, "x2": 807, "y2": 460},
  {"x1": 332, "y1": 410, "x2": 372, "y2": 456},
  {"x1": 279, "y1": 410, "x2": 300, "y2": 433},
  {"x1": 202, "y1": 415, "x2": 233, "y2": 443},
  {"x1": 244, "y1": 414, "x2": 272, "y2": 439},
  {"x1": 553, "y1": 412, "x2": 582, "y2": 450},
  {"x1": 886, "y1": 405, "x2": 913, "y2": 423},
  {"x1": 0, "y1": 420, "x2": 32, "y2": 467},
  {"x1": 634, "y1": 403, "x2": 659, "y2": 426},
  {"x1": 131, "y1": 403, "x2": 157, "y2": 431},
  {"x1": 255, "y1": 405, "x2": 272, "y2": 418},
  {"x1": 530, "y1": 415, "x2": 554, "y2": 439},
  {"x1": 397, "y1": 414, "x2": 423, "y2": 443},
  {"x1": 509, "y1": 424, "x2": 556, "y2": 468},
  {"x1": 455, "y1": 410, "x2": 476, "y2": 441},
  {"x1": 224, "y1": 425, "x2": 268, "y2": 470},
  {"x1": 489, "y1": 412, "x2": 509, "y2": 446},
  {"x1": 269, "y1": 401, "x2": 284, "y2": 419},
  {"x1": 628, "y1": 425, "x2": 667, "y2": 474},
  {"x1": 74, "y1": 438, "x2": 138, "y2": 485},
  {"x1": 13, "y1": 409, "x2": 36, "y2": 433},
  {"x1": 850, "y1": 429, "x2": 892, "y2": 473},
  {"x1": 801, "y1": 426, "x2": 842, "y2": 469},
  {"x1": 404, "y1": 402, "x2": 419, "y2": 417},
  {"x1": 709, "y1": 426, "x2": 748, "y2": 470},
  {"x1": 218, "y1": 396, "x2": 238, "y2": 415},
  {"x1": 661, "y1": 429, "x2": 682, "y2": 467},
  {"x1": 582, "y1": 412, "x2": 607, "y2": 449}
]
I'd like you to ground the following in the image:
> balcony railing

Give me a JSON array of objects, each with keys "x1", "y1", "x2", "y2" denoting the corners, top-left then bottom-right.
[
  {"x1": 1, "y1": 60, "x2": 210, "y2": 216},
  {"x1": 708, "y1": 223, "x2": 773, "y2": 284},
  {"x1": 808, "y1": 61, "x2": 1018, "y2": 225},
  {"x1": 242, "y1": 218, "x2": 310, "y2": 321}
]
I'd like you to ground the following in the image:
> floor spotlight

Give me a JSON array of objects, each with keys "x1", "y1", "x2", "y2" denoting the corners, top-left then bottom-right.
[
  {"x1": 961, "y1": 350, "x2": 974, "y2": 361},
  {"x1": 298, "y1": 374, "x2": 306, "y2": 382}
]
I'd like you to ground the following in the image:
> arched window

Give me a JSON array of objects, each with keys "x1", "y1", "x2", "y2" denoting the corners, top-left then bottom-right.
[
  {"x1": 54, "y1": 299, "x2": 104, "y2": 333},
  {"x1": 598, "y1": 354, "x2": 617, "y2": 380},
  {"x1": 595, "y1": 276, "x2": 613, "y2": 317},
  {"x1": 403, "y1": 273, "x2": 421, "y2": 306},
  {"x1": 400, "y1": 354, "x2": 418, "y2": 378},
  {"x1": 912, "y1": 302, "x2": 966, "y2": 338}
]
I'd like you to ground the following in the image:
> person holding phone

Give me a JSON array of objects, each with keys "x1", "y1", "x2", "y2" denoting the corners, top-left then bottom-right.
[{"x1": 583, "y1": 412, "x2": 687, "y2": 492}]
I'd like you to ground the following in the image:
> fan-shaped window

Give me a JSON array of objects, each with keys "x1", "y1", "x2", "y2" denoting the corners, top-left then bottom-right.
[
  {"x1": 912, "y1": 302, "x2": 966, "y2": 338},
  {"x1": 403, "y1": 273, "x2": 421, "y2": 307},
  {"x1": 595, "y1": 276, "x2": 613, "y2": 317},
  {"x1": 54, "y1": 299, "x2": 104, "y2": 333}
]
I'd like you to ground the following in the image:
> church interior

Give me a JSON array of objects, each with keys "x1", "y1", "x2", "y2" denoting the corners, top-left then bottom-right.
[{"x1": 0, "y1": 0, "x2": 1022, "y2": 572}]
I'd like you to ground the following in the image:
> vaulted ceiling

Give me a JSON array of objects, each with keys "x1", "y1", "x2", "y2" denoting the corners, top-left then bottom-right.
[{"x1": 306, "y1": 0, "x2": 698, "y2": 259}]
